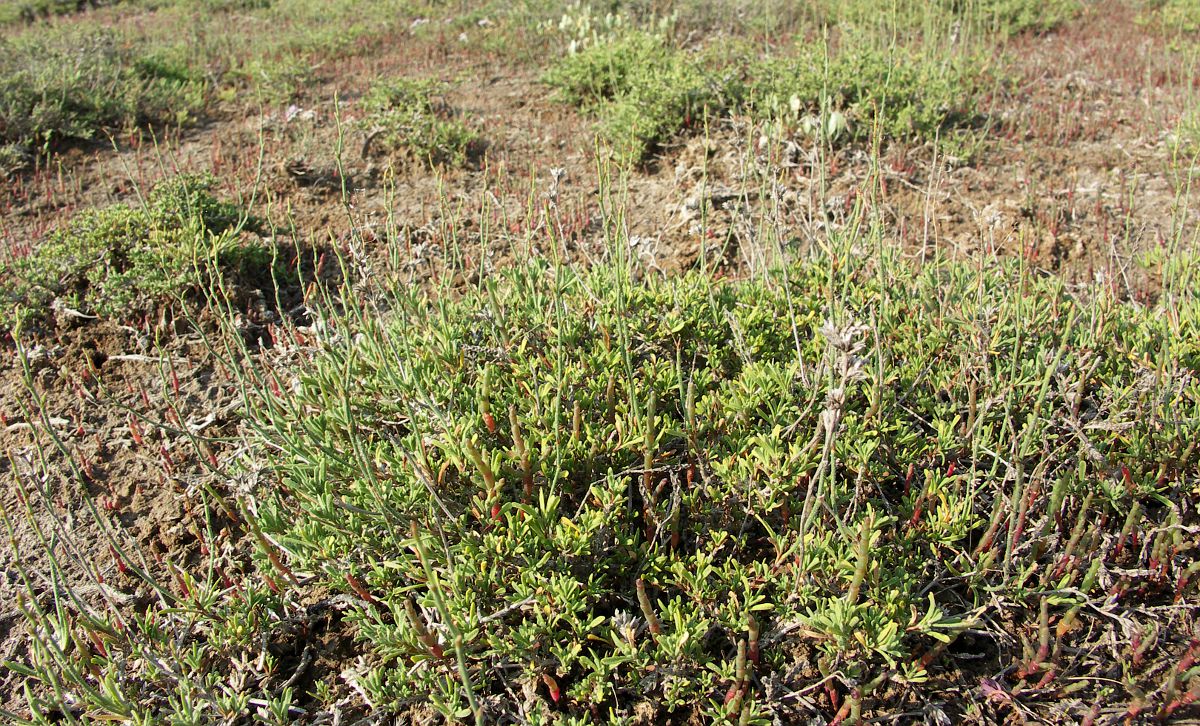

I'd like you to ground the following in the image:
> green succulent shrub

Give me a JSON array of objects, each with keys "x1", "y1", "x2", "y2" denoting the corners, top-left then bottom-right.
[
  {"x1": 964, "y1": 0, "x2": 1080, "y2": 34},
  {"x1": 0, "y1": 175, "x2": 266, "y2": 332},
  {"x1": 360, "y1": 78, "x2": 479, "y2": 167},
  {"x1": 0, "y1": 0, "x2": 109, "y2": 25},
  {"x1": 248, "y1": 247, "x2": 1199, "y2": 722},
  {"x1": 544, "y1": 29, "x2": 982, "y2": 161},
  {"x1": 805, "y1": 0, "x2": 1078, "y2": 36},
  {"x1": 543, "y1": 32, "x2": 734, "y2": 163},
  {"x1": 0, "y1": 142, "x2": 32, "y2": 177},
  {"x1": 749, "y1": 41, "x2": 982, "y2": 145},
  {"x1": 0, "y1": 28, "x2": 204, "y2": 150},
  {"x1": 1158, "y1": 0, "x2": 1200, "y2": 32}
]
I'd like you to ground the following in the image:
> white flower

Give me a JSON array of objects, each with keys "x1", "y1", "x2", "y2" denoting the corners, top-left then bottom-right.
[{"x1": 818, "y1": 318, "x2": 868, "y2": 353}]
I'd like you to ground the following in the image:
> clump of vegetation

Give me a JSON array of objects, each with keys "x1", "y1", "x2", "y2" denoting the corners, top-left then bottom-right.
[
  {"x1": 0, "y1": 0, "x2": 425, "y2": 155},
  {"x1": 239, "y1": 246, "x2": 1196, "y2": 722},
  {"x1": 545, "y1": 30, "x2": 980, "y2": 161},
  {"x1": 0, "y1": 142, "x2": 31, "y2": 177},
  {"x1": 360, "y1": 78, "x2": 479, "y2": 167},
  {"x1": 807, "y1": 0, "x2": 1078, "y2": 37},
  {"x1": 966, "y1": 0, "x2": 1080, "y2": 35},
  {"x1": 0, "y1": 0, "x2": 109, "y2": 25},
  {"x1": 543, "y1": 32, "x2": 732, "y2": 163},
  {"x1": 6, "y1": 228, "x2": 1198, "y2": 722},
  {"x1": 1158, "y1": 0, "x2": 1200, "y2": 33},
  {"x1": 0, "y1": 28, "x2": 204, "y2": 150},
  {"x1": 750, "y1": 41, "x2": 981, "y2": 145},
  {"x1": 0, "y1": 175, "x2": 265, "y2": 332}
]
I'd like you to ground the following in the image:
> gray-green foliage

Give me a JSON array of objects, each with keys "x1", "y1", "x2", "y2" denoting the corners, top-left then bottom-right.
[
  {"x1": 544, "y1": 29, "x2": 982, "y2": 161},
  {"x1": 750, "y1": 40, "x2": 981, "y2": 145},
  {"x1": 800, "y1": 0, "x2": 1078, "y2": 37},
  {"x1": 360, "y1": 78, "x2": 479, "y2": 167},
  {"x1": 0, "y1": 0, "x2": 109, "y2": 25},
  {"x1": 0, "y1": 175, "x2": 264, "y2": 331},
  {"x1": 967, "y1": 0, "x2": 1080, "y2": 34},
  {"x1": 249, "y1": 246, "x2": 1198, "y2": 721},
  {"x1": 0, "y1": 27, "x2": 204, "y2": 149},
  {"x1": 543, "y1": 32, "x2": 734, "y2": 163},
  {"x1": 1156, "y1": 0, "x2": 1200, "y2": 33},
  {"x1": 0, "y1": 142, "x2": 32, "y2": 176}
]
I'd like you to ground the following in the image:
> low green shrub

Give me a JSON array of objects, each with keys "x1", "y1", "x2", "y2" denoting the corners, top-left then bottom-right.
[
  {"x1": 0, "y1": 28, "x2": 204, "y2": 149},
  {"x1": 1159, "y1": 0, "x2": 1200, "y2": 32},
  {"x1": 749, "y1": 41, "x2": 982, "y2": 145},
  {"x1": 0, "y1": 0, "x2": 110, "y2": 25},
  {"x1": 0, "y1": 175, "x2": 265, "y2": 332},
  {"x1": 360, "y1": 78, "x2": 479, "y2": 167},
  {"x1": 964, "y1": 0, "x2": 1080, "y2": 35},
  {"x1": 807, "y1": 0, "x2": 1079, "y2": 37},
  {"x1": 0, "y1": 142, "x2": 32, "y2": 177},
  {"x1": 543, "y1": 32, "x2": 733, "y2": 163},
  {"x1": 247, "y1": 248, "x2": 1198, "y2": 722},
  {"x1": 545, "y1": 30, "x2": 981, "y2": 160},
  {"x1": 5, "y1": 209, "x2": 1196, "y2": 720}
]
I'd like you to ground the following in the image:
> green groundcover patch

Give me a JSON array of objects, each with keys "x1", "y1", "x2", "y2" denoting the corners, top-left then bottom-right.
[
  {"x1": 544, "y1": 31, "x2": 982, "y2": 163},
  {"x1": 0, "y1": 27, "x2": 204, "y2": 150},
  {"x1": 0, "y1": 175, "x2": 266, "y2": 332},
  {"x1": 247, "y1": 251, "x2": 1199, "y2": 722}
]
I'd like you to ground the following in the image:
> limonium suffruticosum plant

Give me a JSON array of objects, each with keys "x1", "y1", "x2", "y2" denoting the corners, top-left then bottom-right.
[
  {"x1": 2, "y1": 2, "x2": 1198, "y2": 722},
  {"x1": 243, "y1": 222, "x2": 1198, "y2": 721}
]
